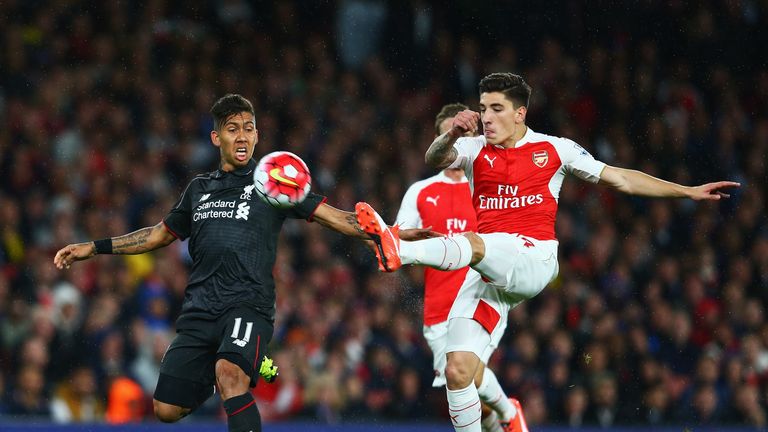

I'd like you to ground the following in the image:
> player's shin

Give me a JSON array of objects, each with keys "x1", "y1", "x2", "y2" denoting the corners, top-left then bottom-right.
[
  {"x1": 223, "y1": 392, "x2": 261, "y2": 432},
  {"x1": 481, "y1": 409, "x2": 504, "y2": 432},
  {"x1": 477, "y1": 368, "x2": 516, "y2": 421},
  {"x1": 400, "y1": 236, "x2": 472, "y2": 270},
  {"x1": 447, "y1": 383, "x2": 483, "y2": 432}
]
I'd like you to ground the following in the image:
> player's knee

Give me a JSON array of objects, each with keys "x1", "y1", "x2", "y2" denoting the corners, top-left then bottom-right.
[
  {"x1": 153, "y1": 399, "x2": 189, "y2": 423},
  {"x1": 445, "y1": 354, "x2": 476, "y2": 389},
  {"x1": 473, "y1": 362, "x2": 486, "y2": 388},
  {"x1": 462, "y1": 233, "x2": 485, "y2": 265},
  {"x1": 215, "y1": 358, "x2": 249, "y2": 398}
]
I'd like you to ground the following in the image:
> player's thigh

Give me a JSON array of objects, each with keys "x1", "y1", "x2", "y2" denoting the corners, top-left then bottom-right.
[
  {"x1": 447, "y1": 270, "x2": 509, "y2": 356},
  {"x1": 423, "y1": 321, "x2": 449, "y2": 387},
  {"x1": 217, "y1": 307, "x2": 274, "y2": 387},
  {"x1": 444, "y1": 317, "x2": 486, "y2": 387},
  {"x1": 474, "y1": 233, "x2": 558, "y2": 299},
  {"x1": 155, "y1": 326, "x2": 217, "y2": 410},
  {"x1": 480, "y1": 310, "x2": 508, "y2": 365}
]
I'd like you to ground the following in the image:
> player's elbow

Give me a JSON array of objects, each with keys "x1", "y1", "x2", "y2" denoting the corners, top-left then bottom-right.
[
  {"x1": 424, "y1": 153, "x2": 438, "y2": 168},
  {"x1": 600, "y1": 167, "x2": 633, "y2": 195},
  {"x1": 424, "y1": 153, "x2": 447, "y2": 170}
]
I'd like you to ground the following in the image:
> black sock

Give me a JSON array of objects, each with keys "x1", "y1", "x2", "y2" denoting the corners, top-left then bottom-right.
[{"x1": 223, "y1": 392, "x2": 261, "y2": 432}]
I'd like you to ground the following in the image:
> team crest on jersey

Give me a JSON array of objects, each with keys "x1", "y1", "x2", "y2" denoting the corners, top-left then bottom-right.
[{"x1": 532, "y1": 150, "x2": 548, "y2": 168}]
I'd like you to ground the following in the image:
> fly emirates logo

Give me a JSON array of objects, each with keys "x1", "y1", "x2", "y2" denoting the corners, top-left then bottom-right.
[{"x1": 478, "y1": 184, "x2": 544, "y2": 210}]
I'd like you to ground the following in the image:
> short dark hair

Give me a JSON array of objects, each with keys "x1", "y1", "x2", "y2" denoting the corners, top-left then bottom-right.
[
  {"x1": 210, "y1": 94, "x2": 255, "y2": 131},
  {"x1": 478, "y1": 73, "x2": 531, "y2": 108},
  {"x1": 434, "y1": 103, "x2": 469, "y2": 135}
]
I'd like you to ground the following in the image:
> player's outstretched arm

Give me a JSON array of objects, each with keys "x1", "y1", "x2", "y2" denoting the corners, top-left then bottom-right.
[
  {"x1": 311, "y1": 203, "x2": 442, "y2": 240},
  {"x1": 425, "y1": 109, "x2": 479, "y2": 169},
  {"x1": 53, "y1": 221, "x2": 177, "y2": 269},
  {"x1": 599, "y1": 165, "x2": 740, "y2": 200}
]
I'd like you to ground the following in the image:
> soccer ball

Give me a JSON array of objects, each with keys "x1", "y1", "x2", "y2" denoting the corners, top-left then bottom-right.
[{"x1": 253, "y1": 151, "x2": 312, "y2": 208}]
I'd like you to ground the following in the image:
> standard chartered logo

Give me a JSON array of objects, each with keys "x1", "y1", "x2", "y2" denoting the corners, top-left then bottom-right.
[
  {"x1": 235, "y1": 202, "x2": 250, "y2": 220},
  {"x1": 193, "y1": 199, "x2": 250, "y2": 221}
]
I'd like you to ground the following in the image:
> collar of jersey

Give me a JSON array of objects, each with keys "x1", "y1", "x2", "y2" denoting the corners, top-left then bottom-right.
[
  {"x1": 213, "y1": 159, "x2": 256, "y2": 179},
  {"x1": 491, "y1": 126, "x2": 536, "y2": 149}
]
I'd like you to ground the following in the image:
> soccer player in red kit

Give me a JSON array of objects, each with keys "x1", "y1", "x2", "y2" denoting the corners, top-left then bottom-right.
[
  {"x1": 397, "y1": 103, "x2": 526, "y2": 432},
  {"x1": 357, "y1": 72, "x2": 739, "y2": 432}
]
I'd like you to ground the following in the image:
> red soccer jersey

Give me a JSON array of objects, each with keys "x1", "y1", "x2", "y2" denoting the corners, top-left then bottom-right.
[
  {"x1": 450, "y1": 128, "x2": 606, "y2": 240},
  {"x1": 397, "y1": 172, "x2": 478, "y2": 326}
]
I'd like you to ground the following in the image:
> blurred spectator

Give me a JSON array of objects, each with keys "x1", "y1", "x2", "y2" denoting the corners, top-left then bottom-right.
[
  {"x1": 5, "y1": 365, "x2": 49, "y2": 418},
  {"x1": 130, "y1": 325, "x2": 172, "y2": 394},
  {"x1": 725, "y1": 384, "x2": 767, "y2": 428},
  {"x1": 50, "y1": 365, "x2": 104, "y2": 423},
  {"x1": 104, "y1": 376, "x2": 145, "y2": 424},
  {"x1": 640, "y1": 383, "x2": 673, "y2": 425},
  {"x1": 585, "y1": 373, "x2": 623, "y2": 427},
  {"x1": 678, "y1": 383, "x2": 723, "y2": 426},
  {"x1": 561, "y1": 385, "x2": 588, "y2": 428}
]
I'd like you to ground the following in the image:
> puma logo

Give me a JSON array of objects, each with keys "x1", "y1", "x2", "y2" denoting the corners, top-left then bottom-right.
[
  {"x1": 426, "y1": 195, "x2": 440, "y2": 206},
  {"x1": 484, "y1": 154, "x2": 497, "y2": 168}
]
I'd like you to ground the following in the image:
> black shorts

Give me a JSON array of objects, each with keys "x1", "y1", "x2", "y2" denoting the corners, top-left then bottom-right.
[{"x1": 153, "y1": 307, "x2": 273, "y2": 409}]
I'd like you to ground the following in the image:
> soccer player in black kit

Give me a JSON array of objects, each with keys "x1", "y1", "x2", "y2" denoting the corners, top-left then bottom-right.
[{"x1": 54, "y1": 94, "x2": 435, "y2": 432}]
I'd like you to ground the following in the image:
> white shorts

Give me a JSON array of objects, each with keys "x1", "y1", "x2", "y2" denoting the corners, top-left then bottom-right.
[
  {"x1": 423, "y1": 312, "x2": 506, "y2": 387},
  {"x1": 446, "y1": 233, "x2": 558, "y2": 359}
]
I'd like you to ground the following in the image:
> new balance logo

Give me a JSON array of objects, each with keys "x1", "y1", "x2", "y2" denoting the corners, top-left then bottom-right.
[
  {"x1": 426, "y1": 195, "x2": 440, "y2": 206},
  {"x1": 484, "y1": 154, "x2": 497, "y2": 168},
  {"x1": 199, "y1": 193, "x2": 211, "y2": 202},
  {"x1": 231, "y1": 317, "x2": 253, "y2": 347},
  {"x1": 235, "y1": 202, "x2": 250, "y2": 220}
]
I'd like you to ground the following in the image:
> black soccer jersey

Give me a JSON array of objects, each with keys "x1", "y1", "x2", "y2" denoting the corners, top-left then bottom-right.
[{"x1": 163, "y1": 159, "x2": 325, "y2": 321}]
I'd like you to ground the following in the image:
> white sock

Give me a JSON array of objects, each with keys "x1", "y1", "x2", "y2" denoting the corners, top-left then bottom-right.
[
  {"x1": 447, "y1": 383, "x2": 482, "y2": 432},
  {"x1": 481, "y1": 409, "x2": 503, "y2": 432},
  {"x1": 400, "y1": 236, "x2": 473, "y2": 270},
  {"x1": 477, "y1": 368, "x2": 516, "y2": 421}
]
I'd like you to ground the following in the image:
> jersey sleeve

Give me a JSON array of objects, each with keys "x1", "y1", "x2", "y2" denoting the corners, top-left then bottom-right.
[
  {"x1": 558, "y1": 138, "x2": 606, "y2": 183},
  {"x1": 447, "y1": 136, "x2": 484, "y2": 170},
  {"x1": 396, "y1": 183, "x2": 423, "y2": 229},
  {"x1": 163, "y1": 181, "x2": 195, "y2": 240},
  {"x1": 288, "y1": 192, "x2": 326, "y2": 221}
]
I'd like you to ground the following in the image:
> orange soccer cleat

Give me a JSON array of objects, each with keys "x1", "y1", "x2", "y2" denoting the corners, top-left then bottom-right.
[
  {"x1": 500, "y1": 398, "x2": 529, "y2": 432},
  {"x1": 355, "y1": 202, "x2": 402, "y2": 272}
]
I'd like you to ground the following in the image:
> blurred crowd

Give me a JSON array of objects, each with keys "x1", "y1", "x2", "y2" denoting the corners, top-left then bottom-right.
[{"x1": 1, "y1": 0, "x2": 767, "y2": 428}]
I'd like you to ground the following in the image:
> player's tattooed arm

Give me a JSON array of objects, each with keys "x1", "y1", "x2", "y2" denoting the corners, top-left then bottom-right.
[
  {"x1": 425, "y1": 132, "x2": 459, "y2": 170},
  {"x1": 312, "y1": 203, "x2": 368, "y2": 238},
  {"x1": 426, "y1": 109, "x2": 478, "y2": 169},
  {"x1": 54, "y1": 221, "x2": 176, "y2": 269},
  {"x1": 111, "y1": 222, "x2": 177, "y2": 254},
  {"x1": 112, "y1": 222, "x2": 173, "y2": 255},
  {"x1": 345, "y1": 214, "x2": 367, "y2": 237}
]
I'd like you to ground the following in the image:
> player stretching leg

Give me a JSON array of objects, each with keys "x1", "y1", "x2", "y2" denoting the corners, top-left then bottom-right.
[
  {"x1": 54, "y1": 94, "x2": 437, "y2": 432},
  {"x1": 358, "y1": 73, "x2": 739, "y2": 432},
  {"x1": 397, "y1": 103, "x2": 526, "y2": 432}
]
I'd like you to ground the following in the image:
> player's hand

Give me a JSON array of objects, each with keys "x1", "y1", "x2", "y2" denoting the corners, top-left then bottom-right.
[
  {"x1": 399, "y1": 227, "x2": 444, "y2": 241},
  {"x1": 450, "y1": 110, "x2": 480, "y2": 136},
  {"x1": 53, "y1": 242, "x2": 96, "y2": 269},
  {"x1": 687, "y1": 181, "x2": 741, "y2": 201}
]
